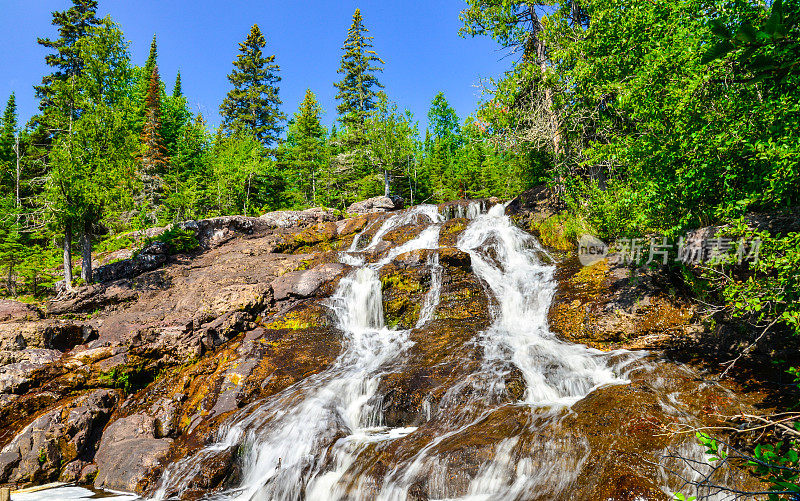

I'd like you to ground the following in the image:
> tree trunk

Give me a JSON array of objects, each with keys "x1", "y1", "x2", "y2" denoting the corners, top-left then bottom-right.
[
  {"x1": 63, "y1": 222, "x2": 74, "y2": 290},
  {"x1": 6, "y1": 265, "x2": 15, "y2": 297},
  {"x1": 80, "y1": 220, "x2": 92, "y2": 284},
  {"x1": 14, "y1": 135, "x2": 20, "y2": 208},
  {"x1": 383, "y1": 169, "x2": 390, "y2": 197},
  {"x1": 530, "y1": 7, "x2": 562, "y2": 158}
]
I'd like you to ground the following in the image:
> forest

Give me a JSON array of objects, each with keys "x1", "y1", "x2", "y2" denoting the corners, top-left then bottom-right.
[
  {"x1": 0, "y1": 0, "x2": 797, "y2": 345},
  {"x1": 0, "y1": 0, "x2": 799, "y2": 497}
]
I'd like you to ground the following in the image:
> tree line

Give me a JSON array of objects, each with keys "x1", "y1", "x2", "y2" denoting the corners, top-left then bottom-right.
[
  {"x1": 461, "y1": 0, "x2": 798, "y2": 495},
  {"x1": 0, "y1": 1, "x2": 543, "y2": 297}
]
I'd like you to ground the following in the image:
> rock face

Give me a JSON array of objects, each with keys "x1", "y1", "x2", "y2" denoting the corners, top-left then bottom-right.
[
  {"x1": 94, "y1": 413, "x2": 173, "y2": 492},
  {"x1": 0, "y1": 199, "x2": 775, "y2": 498},
  {"x1": 0, "y1": 300, "x2": 41, "y2": 323},
  {"x1": 0, "y1": 207, "x2": 369, "y2": 492},
  {"x1": 0, "y1": 389, "x2": 118, "y2": 484},
  {"x1": 347, "y1": 195, "x2": 403, "y2": 214}
]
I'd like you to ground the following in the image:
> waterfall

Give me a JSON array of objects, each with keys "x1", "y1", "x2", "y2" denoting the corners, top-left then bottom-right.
[
  {"x1": 141, "y1": 201, "x2": 731, "y2": 501},
  {"x1": 456, "y1": 203, "x2": 634, "y2": 408},
  {"x1": 152, "y1": 205, "x2": 445, "y2": 501}
]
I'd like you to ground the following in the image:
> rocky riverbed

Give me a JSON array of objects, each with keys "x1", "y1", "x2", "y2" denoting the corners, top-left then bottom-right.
[{"x1": 0, "y1": 194, "x2": 777, "y2": 500}]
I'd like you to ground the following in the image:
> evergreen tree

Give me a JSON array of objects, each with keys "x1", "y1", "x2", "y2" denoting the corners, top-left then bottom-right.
[
  {"x1": 143, "y1": 34, "x2": 158, "y2": 79},
  {"x1": 139, "y1": 65, "x2": 168, "y2": 224},
  {"x1": 173, "y1": 70, "x2": 183, "y2": 97},
  {"x1": 334, "y1": 9, "x2": 385, "y2": 136},
  {"x1": 45, "y1": 20, "x2": 138, "y2": 287},
  {"x1": 220, "y1": 25, "x2": 285, "y2": 148},
  {"x1": 282, "y1": 89, "x2": 327, "y2": 205},
  {"x1": 34, "y1": 0, "x2": 101, "y2": 114},
  {"x1": 0, "y1": 93, "x2": 17, "y2": 194}
]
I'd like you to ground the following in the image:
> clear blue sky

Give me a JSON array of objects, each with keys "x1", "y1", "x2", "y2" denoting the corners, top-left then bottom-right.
[{"x1": 0, "y1": 0, "x2": 510, "y2": 133}]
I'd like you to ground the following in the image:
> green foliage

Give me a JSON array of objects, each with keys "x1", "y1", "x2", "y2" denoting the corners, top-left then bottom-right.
[
  {"x1": 148, "y1": 226, "x2": 199, "y2": 254},
  {"x1": 278, "y1": 89, "x2": 329, "y2": 206},
  {"x1": 220, "y1": 24, "x2": 285, "y2": 148},
  {"x1": 706, "y1": 221, "x2": 800, "y2": 337},
  {"x1": 750, "y1": 438, "x2": 800, "y2": 499},
  {"x1": 334, "y1": 9, "x2": 385, "y2": 136},
  {"x1": 702, "y1": 0, "x2": 799, "y2": 83},
  {"x1": 98, "y1": 363, "x2": 154, "y2": 394}
]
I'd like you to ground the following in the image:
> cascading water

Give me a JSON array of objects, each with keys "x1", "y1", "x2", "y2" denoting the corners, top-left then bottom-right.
[
  {"x1": 152, "y1": 205, "x2": 446, "y2": 501},
  {"x1": 140, "y1": 200, "x2": 741, "y2": 501}
]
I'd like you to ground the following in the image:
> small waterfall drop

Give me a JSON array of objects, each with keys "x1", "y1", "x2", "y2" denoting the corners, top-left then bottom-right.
[{"x1": 153, "y1": 205, "x2": 446, "y2": 501}]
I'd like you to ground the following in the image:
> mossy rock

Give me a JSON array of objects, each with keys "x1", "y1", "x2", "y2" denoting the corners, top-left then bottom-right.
[{"x1": 380, "y1": 264, "x2": 428, "y2": 329}]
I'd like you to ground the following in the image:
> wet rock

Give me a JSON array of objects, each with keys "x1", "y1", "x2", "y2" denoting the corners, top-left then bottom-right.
[
  {"x1": 94, "y1": 413, "x2": 173, "y2": 493},
  {"x1": 549, "y1": 259, "x2": 697, "y2": 350},
  {"x1": 272, "y1": 263, "x2": 349, "y2": 301},
  {"x1": 0, "y1": 300, "x2": 41, "y2": 323},
  {"x1": 347, "y1": 196, "x2": 404, "y2": 215},
  {"x1": 0, "y1": 389, "x2": 118, "y2": 485}
]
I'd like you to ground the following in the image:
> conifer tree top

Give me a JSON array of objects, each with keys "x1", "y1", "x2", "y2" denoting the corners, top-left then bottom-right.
[
  {"x1": 144, "y1": 34, "x2": 158, "y2": 79},
  {"x1": 173, "y1": 70, "x2": 183, "y2": 98},
  {"x1": 2, "y1": 93, "x2": 17, "y2": 135},
  {"x1": 219, "y1": 24, "x2": 285, "y2": 147},
  {"x1": 34, "y1": 0, "x2": 101, "y2": 105},
  {"x1": 334, "y1": 8, "x2": 385, "y2": 132}
]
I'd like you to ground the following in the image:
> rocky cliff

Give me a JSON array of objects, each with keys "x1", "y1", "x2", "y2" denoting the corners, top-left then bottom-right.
[{"x1": 0, "y1": 196, "x2": 773, "y2": 499}]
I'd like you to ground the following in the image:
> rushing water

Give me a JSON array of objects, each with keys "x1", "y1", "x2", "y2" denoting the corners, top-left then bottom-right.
[{"x1": 26, "y1": 201, "x2": 725, "y2": 501}]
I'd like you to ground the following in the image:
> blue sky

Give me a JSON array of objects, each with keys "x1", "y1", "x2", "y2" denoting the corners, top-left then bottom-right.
[{"x1": 0, "y1": 0, "x2": 511, "y2": 133}]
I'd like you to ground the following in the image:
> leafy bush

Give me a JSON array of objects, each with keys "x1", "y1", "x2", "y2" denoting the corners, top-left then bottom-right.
[{"x1": 145, "y1": 226, "x2": 200, "y2": 255}]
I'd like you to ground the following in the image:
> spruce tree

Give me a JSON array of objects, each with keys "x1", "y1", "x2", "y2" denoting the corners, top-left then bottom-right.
[
  {"x1": 143, "y1": 35, "x2": 158, "y2": 80},
  {"x1": 286, "y1": 89, "x2": 327, "y2": 205},
  {"x1": 34, "y1": 0, "x2": 100, "y2": 116},
  {"x1": 220, "y1": 25, "x2": 284, "y2": 147},
  {"x1": 334, "y1": 9, "x2": 384, "y2": 135},
  {"x1": 173, "y1": 70, "x2": 183, "y2": 97},
  {"x1": 0, "y1": 94, "x2": 17, "y2": 193},
  {"x1": 140, "y1": 65, "x2": 168, "y2": 222}
]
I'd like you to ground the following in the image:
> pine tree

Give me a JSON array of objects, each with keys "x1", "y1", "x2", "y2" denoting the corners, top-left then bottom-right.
[
  {"x1": 173, "y1": 70, "x2": 183, "y2": 97},
  {"x1": 284, "y1": 89, "x2": 327, "y2": 205},
  {"x1": 34, "y1": 0, "x2": 101, "y2": 111},
  {"x1": 140, "y1": 65, "x2": 168, "y2": 222},
  {"x1": 220, "y1": 25, "x2": 285, "y2": 147},
  {"x1": 334, "y1": 9, "x2": 385, "y2": 135}
]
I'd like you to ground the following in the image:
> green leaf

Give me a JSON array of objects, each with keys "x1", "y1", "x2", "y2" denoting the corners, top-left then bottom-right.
[
  {"x1": 765, "y1": 0, "x2": 785, "y2": 36},
  {"x1": 735, "y1": 22, "x2": 758, "y2": 43},
  {"x1": 708, "y1": 18, "x2": 732, "y2": 38},
  {"x1": 701, "y1": 40, "x2": 735, "y2": 64}
]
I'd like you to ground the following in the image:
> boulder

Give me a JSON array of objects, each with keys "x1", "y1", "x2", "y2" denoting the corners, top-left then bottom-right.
[
  {"x1": 272, "y1": 263, "x2": 349, "y2": 301},
  {"x1": 93, "y1": 413, "x2": 173, "y2": 493},
  {"x1": 94, "y1": 245, "x2": 168, "y2": 284},
  {"x1": 260, "y1": 207, "x2": 339, "y2": 228},
  {"x1": 0, "y1": 349, "x2": 61, "y2": 394},
  {"x1": 347, "y1": 196, "x2": 404, "y2": 215},
  {"x1": 0, "y1": 389, "x2": 118, "y2": 484}
]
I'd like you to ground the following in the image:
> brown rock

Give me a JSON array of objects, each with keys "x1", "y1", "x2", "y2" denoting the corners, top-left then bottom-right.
[
  {"x1": 94, "y1": 413, "x2": 173, "y2": 493},
  {"x1": 0, "y1": 300, "x2": 41, "y2": 323}
]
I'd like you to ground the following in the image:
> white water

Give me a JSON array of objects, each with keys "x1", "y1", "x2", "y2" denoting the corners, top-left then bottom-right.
[
  {"x1": 144, "y1": 201, "x2": 716, "y2": 501},
  {"x1": 153, "y1": 205, "x2": 446, "y2": 501}
]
